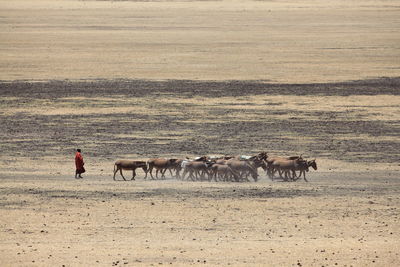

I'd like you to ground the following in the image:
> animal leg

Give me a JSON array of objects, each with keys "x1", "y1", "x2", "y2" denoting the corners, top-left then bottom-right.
[
  {"x1": 286, "y1": 170, "x2": 292, "y2": 181},
  {"x1": 219, "y1": 171, "x2": 224, "y2": 182},
  {"x1": 277, "y1": 169, "x2": 283, "y2": 179},
  {"x1": 291, "y1": 170, "x2": 297, "y2": 181},
  {"x1": 113, "y1": 165, "x2": 118, "y2": 181},
  {"x1": 274, "y1": 168, "x2": 280, "y2": 179},
  {"x1": 286, "y1": 170, "x2": 291, "y2": 181},
  {"x1": 231, "y1": 169, "x2": 240, "y2": 182},
  {"x1": 148, "y1": 165, "x2": 155, "y2": 180},
  {"x1": 208, "y1": 170, "x2": 213, "y2": 181},
  {"x1": 230, "y1": 172, "x2": 236, "y2": 182},
  {"x1": 252, "y1": 172, "x2": 258, "y2": 182},
  {"x1": 220, "y1": 172, "x2": 225, "y2": 182},
  {"x1": 225, "y1": 171, "x2": 232, "y2": 182},
  {"x1": 201, "y1": 170, "x2": 206, "y2": 181},
  {"x1": 168, "y1": 168, "x2": 174, "y2": 178},
  {"x1": 204, "y1": 170, "x2": 209, "y2": 181},
  {"x1": 241, "y1": 171, "x2": 247, "y2": 180},
  {"x1": 184, "y1": 169, "x2": 190, "y2": 180},
  {"x1": 161, "y1": 168, "x2": 167, "y2": 179},
  {"x1": 200, "y1": 170, "x2": 207, "y2": 181},
  {"x1": 267, "y1": 168, "x2": 274, "y2": 181},
  {"x1": 198, "y1": 170, "x2": 203, "y2": 181},
  {"x1": 120, "y1": 169, "x2": 126, "y2": 181},
  {"x1": 267, "y1": 165, "x2": 274, "y2": 179},
  {"x1": 176, "y1": 169, "x2": 181, "y2": 179},
  {"x1": 224, "y1": 172, "x2": 230, "y2": 182},
  {"x1": 215, "y1": 171, "x2": 220, "y2": 182},
  {"x1": 266, "y1": 168, "x2": 271, "y2": 178},
  {"x1": 214, "y1": 172, "x2": 225, "y2": 182},
  {"x1": 158, "y1": 168, "x2": 166, "y2": 179},
  {"x1": 191, "y1": 170, "x2": 197, "y2": 181},
  {"x1": 271, "y1": 168, "x2": 279, "y2": 180},
  {"x1": 181, "y1": 169, "x2": 188, "y2": 180},
  {"x1": 288, "y1": 171, "x2": 293, "y2": 181},
  {"x1": 289, "y1": 170, "x2": 295, "y2": 181},
  {"x1": 131, "y1": 169, "x2": 136, "y2": 180},
  {"x1": 280, "y1": 169, "x2": 288, "y2": 181},
  {"x1": 220, "y1": 171, "x2": 225, "y2": 182},
  {"x1": 230, "y1": 172, "x2": 237, "y2": 182},
  {"x1": 142, "y1": 167, "x2": 148, "y2": 179},
  {"x1": 283, "y1": 170, "x2": 287, "y2": 181},
  {"x1": 293, "y1": 171, "x2": 303, "y2": 181}
]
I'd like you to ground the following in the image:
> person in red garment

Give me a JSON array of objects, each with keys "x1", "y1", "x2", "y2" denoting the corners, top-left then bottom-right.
[{"x1": 75, "y1": 149, "x2": 85, "y2": 178}]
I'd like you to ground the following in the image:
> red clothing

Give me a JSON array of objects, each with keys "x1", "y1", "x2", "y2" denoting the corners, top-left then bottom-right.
[{"x1": 75, "y1": 152, "x2": 85, "y2": 174}]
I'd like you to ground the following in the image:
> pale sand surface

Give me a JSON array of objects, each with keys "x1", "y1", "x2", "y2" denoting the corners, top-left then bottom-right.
[
  {"x1": 0, "y1": 79, "x2": 399, "y2": 266},
  {"x1": 0, "y1": 0, "x2": 399, "y2": 82},
  {"x1": 1, "y1": 0, "x2": 400, "y2": 266},
  {"x1": 0, "y1": 172, "x2": 399, "y2": 266}
]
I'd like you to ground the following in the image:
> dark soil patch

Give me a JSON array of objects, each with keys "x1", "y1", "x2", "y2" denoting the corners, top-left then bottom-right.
[{"x1": 0, "y1": 78, "x2": 399, "y2": 163}]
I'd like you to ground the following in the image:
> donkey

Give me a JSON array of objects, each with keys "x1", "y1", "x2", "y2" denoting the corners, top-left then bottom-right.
[
  {"x1": 113, "y1": 160, "x2": 148, "y2": 181},
  {"x1": 226, "y1": 159, "x2": 258, "y2": 182},
  {"x1": 209, "y1": 163, "x2": 240, "y2": 182},
  {"x1": 292, "y1": 159, "x2": 317, "y2": 182},
  {"x1": 271, "y1": 158, "x2": 308, "y2": 181},
  {"x1": 147, "y1": 158, "x2": 176, "y2": 179},
  {"x1": 181, "y1": 160, "x2": 211, "y2": 181},
  {"x1": 168, "y1": 158, "x2": 185, "y2": 179},
  {"x1": 266, "y1": 155, "x2": 302, "y2": 179}
]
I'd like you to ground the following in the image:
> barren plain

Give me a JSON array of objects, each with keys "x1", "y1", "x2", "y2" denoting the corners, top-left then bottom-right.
[{"x1": 0, "y1": 0, "x2": 400, "y2": 266}]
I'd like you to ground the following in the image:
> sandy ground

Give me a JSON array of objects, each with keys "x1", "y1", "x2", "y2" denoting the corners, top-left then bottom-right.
[
  {"x1": 1, "y1": 0, "x2": 400, "y2": 266},
  {"x1": 0, "y1": 79, "x2": 399, "y2": 266},
  {"x1": 0, "y1": 173, "x2": 399, "y2": 266},
  {"x1": 0, "y1": 0, "x2": 399, "y2": 82}
]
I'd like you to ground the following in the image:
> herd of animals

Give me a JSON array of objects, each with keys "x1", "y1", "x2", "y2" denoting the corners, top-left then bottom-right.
[{"x1": 113, "y1": 152, "x2": 318, "y2": 182}]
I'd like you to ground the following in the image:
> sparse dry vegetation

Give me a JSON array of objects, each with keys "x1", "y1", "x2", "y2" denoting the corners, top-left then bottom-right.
[{"x1": 0, "y1": 0, "x2": 399, "y2": 266}]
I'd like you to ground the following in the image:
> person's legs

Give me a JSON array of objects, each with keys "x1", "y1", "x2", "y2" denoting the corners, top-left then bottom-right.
[{"x1": 76, "y1": 169, "x2": 83, "y2": 178}]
